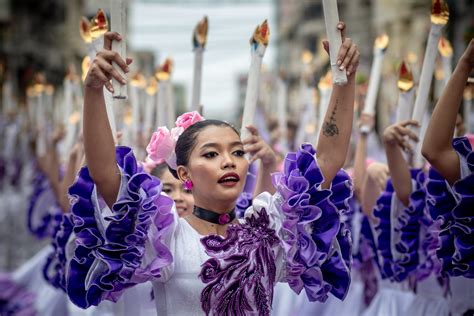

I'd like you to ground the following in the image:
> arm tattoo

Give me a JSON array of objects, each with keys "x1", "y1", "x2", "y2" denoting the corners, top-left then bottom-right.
[{"x1": 322, "y1": 99, "x2": 339, "y2": 137}]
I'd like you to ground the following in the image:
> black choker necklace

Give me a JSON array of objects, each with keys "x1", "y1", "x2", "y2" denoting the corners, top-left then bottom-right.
[{"x1": 193, "y1": 206, "x2": 236, "y2": 225}]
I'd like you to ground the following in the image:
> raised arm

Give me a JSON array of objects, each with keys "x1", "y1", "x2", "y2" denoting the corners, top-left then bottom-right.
[
  {"x1": 382, "y1": 120, "x2": 419, "y2": 206},
  {"x1": 243, "y1": 125, "x2": 278, "y2": 195},
  {"x1": 422, "y1": 40, "x2": 473, "y2": 184},
  {"x1": 83, "y1": 32, "x2": 131, "y2": 207},
  {"x1": 353, "y1": 114, "x2": 374, "y2": 201},
  {"x1": 361, "y1": 162, "x2": 389, "y2": 219},
  {"x1": 317, "y1": 22, "x2": 359, "y2": 188}
]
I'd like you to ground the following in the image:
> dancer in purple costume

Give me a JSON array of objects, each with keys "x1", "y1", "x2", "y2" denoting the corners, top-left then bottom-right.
[{"x1": 56, "y1": 21, "x2": 359, "y2": 315}]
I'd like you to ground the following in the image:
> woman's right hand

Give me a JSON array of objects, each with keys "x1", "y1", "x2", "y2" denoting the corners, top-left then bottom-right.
[
  {"x1": 84, "y1": 32, "x2": 132, "y2": 93},
  {"x1": 383, "y1": 120, "x2": 419, "y2": 153}
]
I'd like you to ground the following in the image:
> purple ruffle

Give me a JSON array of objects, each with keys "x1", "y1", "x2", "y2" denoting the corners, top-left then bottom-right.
[
  {"x1": 392, "y1": 168, "x2": 426, "y2": 282},
  {"x1": 417, "y1": 219, "x2": 443, "y2": 280},
  {"x1": 272, "y1": 143, "x2": 352, "y2": 302},
  {"x1": 199, "y1": 209, "x2": 279, "y2": 315},
  {"x1": 426, "y1": 168, "x2": 458, "y2": 277},
  {"x1": 0, "y1": 272, "x2": 36, "y2": 316},
  {"x1": 235, "y1": 163, "x2": 257, "y2": 218},
  {"x1": 372, "y1": 180, "x2": 396, "y2": 279},
  {"x1": 65, "y1": 146, "x2": 174, "y2": 308},
  {"x1": 427, "y1": 137, "x2": 474, "y2": 278},
  {"x1": 43, "y1": 213, "x2": 74, "y2": 291},
  {"x1": 27, "y1": 170, "x2": 63, "y2": 239}
]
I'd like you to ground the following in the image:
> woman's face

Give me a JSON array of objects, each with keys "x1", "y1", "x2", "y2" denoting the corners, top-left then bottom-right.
[
  {"x1": 161, "y1": 168, "x2": 194, "y2": 217},
  {"x1": 181, "y1": 125, "x2": 249, "y2": 212}
]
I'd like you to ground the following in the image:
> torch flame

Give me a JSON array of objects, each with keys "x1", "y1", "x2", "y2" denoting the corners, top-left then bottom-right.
[
  {"x1": 45, "y1": 84, "x2": 54, "y2": 95},
  {"x1": 155, "y1": 58, "x2": 173, "y2": 81},
  {"x1": 124, "y1": 109, "x2": 133, "y2": 126},
  {"x1": 90, "y1": 9, "x2": 109, "y2": 40},
  {"x1": 80, "y1": 17, "x2": 92, "y2": 44},
  {"x1": 146, "y1": 77, "x2": 158, "y2": 95},
  {"x1": 407, "y1": 52, "x2": 418, "y2": 64},
  {"x1": 251, "y1": 20, "x2": 269, "y2": 46},
  {"x1": 464, "y1": 86, "x2": 472, "y2": 101},
  {"x1": 131, "y1": 72, "x2": 147, "y2": 88},
  {"x1": 318, "y1": 70, "x2": 333, "y2": 90},
  {"x1": 301, "y1": 50, "x2": 313, "y2": 64},
  {"x1": 431, "y1": 0, "x2": 449, "y2": 25},
  {"x1": 33, "y1": 83, "x2": 45, "y2": 95},
  {"x1": 374, "y1": 34, "x2": 389, "y2": 50},
  {"x1": 193, "y1": 16, "x2": 209, "y2": 48},
  {"x1": 438, "y1": 36, "x2": 453, "y2": 57},
  {"x1": 66, "y1": 64, "x2": 80, "y2": 82},
  {"x1": 398, "y1": 61, "x2": 414, "y2": 92}
]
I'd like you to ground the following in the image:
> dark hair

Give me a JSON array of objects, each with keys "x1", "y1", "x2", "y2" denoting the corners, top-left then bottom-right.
[
  {"x1": 151, "y1": 163, "x2": 169, "y2": 178},
  {"x1": 169, "y1": 120, "x2": 240, "y2": 179}
]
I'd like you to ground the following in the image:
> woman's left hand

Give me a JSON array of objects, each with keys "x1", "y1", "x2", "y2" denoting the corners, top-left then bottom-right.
[
  {"x1": 322, "y1": 21, "x2": 360, "y2": 77},
  {"x1": 243, "y1": 125, "x2": 277, "y2": 166}
]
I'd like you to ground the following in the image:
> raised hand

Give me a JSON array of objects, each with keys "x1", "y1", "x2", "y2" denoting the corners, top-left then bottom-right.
[
  {"x1": 322, "y1": 22, "x2": 360, "y2": 77},
  {"x1": 84, "y1": 32, "x2": 132, "y2": 93},
  {"x1": 243, "y1": 125, "x2": 277, "y2": 166},
  {"x1": 383, "y1": 120, "x2": 420, "y2": 153}
]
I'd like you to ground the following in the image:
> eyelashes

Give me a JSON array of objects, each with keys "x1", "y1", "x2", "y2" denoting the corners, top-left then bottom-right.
[{"x1": 202, "y1": 150, "x2": 245, "y2": 159}]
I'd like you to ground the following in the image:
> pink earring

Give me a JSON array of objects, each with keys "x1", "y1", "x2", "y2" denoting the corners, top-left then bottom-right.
[{"x1": 183, "y1": 179, "x2": 193, "y2": 191}]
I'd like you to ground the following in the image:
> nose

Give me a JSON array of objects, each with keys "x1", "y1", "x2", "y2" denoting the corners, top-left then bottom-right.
[
  {"x1": 172, "y1": 188, "x2": 184, "y2": 203},
  {"x1": 221, "y1": 152, "x2": 236, "y2": 170}
]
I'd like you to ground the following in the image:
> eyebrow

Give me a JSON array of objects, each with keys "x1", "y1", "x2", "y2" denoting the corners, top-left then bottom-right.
[{"x1": 200, "y1": 141, "x2": 243, "y2": 150}]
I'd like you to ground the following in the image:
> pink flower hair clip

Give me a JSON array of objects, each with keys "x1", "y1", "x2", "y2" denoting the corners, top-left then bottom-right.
[{"x1": 146, "y1": 111, "x2": 204, "y2": 169}]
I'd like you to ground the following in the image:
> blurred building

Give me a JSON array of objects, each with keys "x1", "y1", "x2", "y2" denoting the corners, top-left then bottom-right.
[
  {"x1": 1, "y1": 0, "x2": 85, "y2": 101},
  {"x1": 275, "y1": 0, "x2": 473, "y2": 131}
]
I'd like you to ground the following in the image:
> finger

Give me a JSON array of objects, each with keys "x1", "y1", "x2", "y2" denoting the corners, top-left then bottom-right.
[
  {"x1": 104, "y1": 81, "x2": 114, "y2": 93},
  {"x1": 103, "y1": 32, "x2": 122, "y2": 51},
  {"x1": 97, "y1": 58, "x2": 127, "y2": 84},
  {"x1": 337, "y1": 21, "x2": 346, "y2": 42},
  {"x1": 89, "y1": 63, "x2": 110, "y2": 85},
  {"x1": 401, "y1": 139, "x2": 413, "y2": 153},
  {"x1": 244, "y1": 143, "x2": 261, "y2": 154},
  {"x1": 393, "y1": 132, "x2": 405, "y2": 147},
  {"x1": 249, "y1": 149, "x2": 266, "y2": 164},
  {"x1": 341, "y1": 44, "x2": 357, "y2": 72},
  {"x1": 337, "y1": 38, "x2": 352, "y2": 69},
  {"x1": 126, "y1": 57, "x2": 133, "y2": 65},
  {"x1": 395, "y1": 126, "x2": 419, "y2": 143},
  {"x1": 249, "y1": 154, "x2": 259, "y2": 164},
  {"x1": 245, "y1": 125, "x2": 259, "y2": 136},
  {"x1": 242, "y1": 135, "x2": 259, "y2": 145},
  {"x1": 405, "y1": 129, "x2": 419, "y2": 142},
  {"x1": 347, "y1": 51, "x2": 360, "y2": 76},
  {"x1": 399, "y1": 119, "x2": 420, "y2": 127},
  {"x1": 100, "y1": 50, "x2": 130, "y2": 74}
]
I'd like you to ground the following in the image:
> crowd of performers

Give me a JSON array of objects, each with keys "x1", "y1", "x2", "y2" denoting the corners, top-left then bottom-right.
[{"x1": 0, "y1": 6, "x2": 473, "y2": 316}]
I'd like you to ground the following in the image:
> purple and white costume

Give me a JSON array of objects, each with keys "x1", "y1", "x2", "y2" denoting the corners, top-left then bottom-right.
[
  {"x1": 363, "y1": 167, "x2": 450, "y2": 316},
  {"x1": 426, "y1": 137, "x2": 474, "y2": 315},
  {"x1": 56, "y1": 144, "x2": 352, "y2": 315}
]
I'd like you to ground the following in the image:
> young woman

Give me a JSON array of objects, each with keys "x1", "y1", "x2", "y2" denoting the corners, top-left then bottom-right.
[
  {"x1": 59, "y1": 21, "x2": 360, "y2": 315},
  {"x1": 151, "y1": 164, "x2": 194, "y2": 218}
]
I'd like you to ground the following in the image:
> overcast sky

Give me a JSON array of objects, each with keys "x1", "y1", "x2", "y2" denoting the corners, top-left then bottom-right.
[{"x1": 129, "y1": 1, "x2": 277, "y2": 120}]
